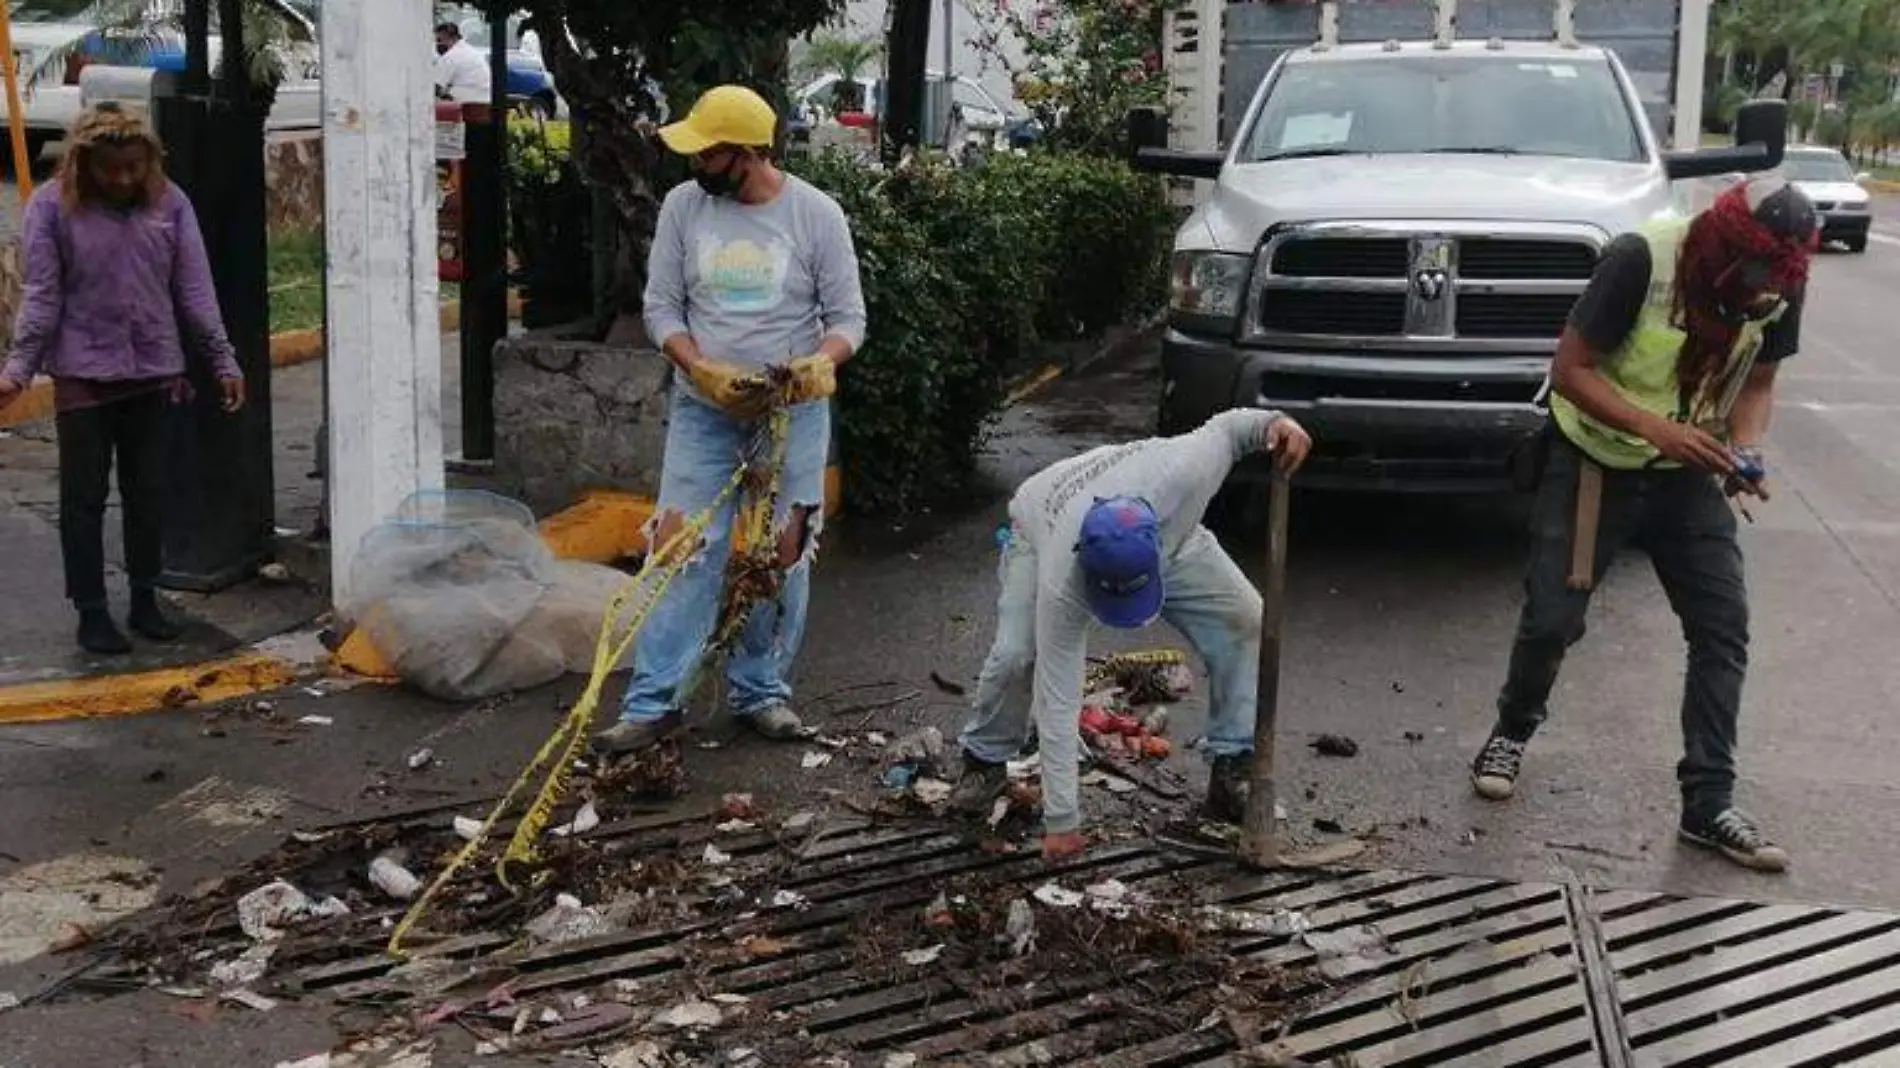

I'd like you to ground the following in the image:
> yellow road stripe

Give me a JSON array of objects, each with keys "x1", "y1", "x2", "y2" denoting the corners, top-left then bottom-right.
[{"x1": 0, "y1": 653, "x2": 300, "y2": 725}]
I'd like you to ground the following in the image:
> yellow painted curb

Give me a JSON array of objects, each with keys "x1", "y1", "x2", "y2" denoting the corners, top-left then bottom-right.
[{"x1": 0, "y1": 653, "x2": 300, "y2": 725}]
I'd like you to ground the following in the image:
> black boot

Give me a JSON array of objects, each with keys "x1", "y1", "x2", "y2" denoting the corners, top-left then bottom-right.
[
  {"x1": 128, "y1": 589, "x2": 183, "y2": 642},
  {"x1": 1202, "y1": 753, "x2": 1252, "y2": 825},
  {"x1": 77, "y1": 607, "x2": 132, "y2": 655}
]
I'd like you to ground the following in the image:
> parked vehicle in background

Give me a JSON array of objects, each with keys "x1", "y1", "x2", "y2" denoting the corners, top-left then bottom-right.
[
  {"x1": 1780, "y1": 145, "x2": 1872, "y2": 253},
  {"x1": 2, "y1": 4, "x2": 320, "y2": 165},
  {"x1": 792, "y1": 70, "x2": 1014, "y2": 144},
  {"x1": 1136, "y1": 0, "x2": 1786, "y2": 496}
]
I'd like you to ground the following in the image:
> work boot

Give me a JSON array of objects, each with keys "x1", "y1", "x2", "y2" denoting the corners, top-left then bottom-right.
[
  {"x1": 1680, "y1": 807, "x2": 1789, "y2": 873},
  {"x1": 1201, "y1": 753, "x2": 1252, "y2": 825},
  {"x1": 77, "y1": 607, "x2": 132, "y2": 656},
  {"x1": 740, "y1": 702, "x2": 806, "y2": 741},
  {"x1": 1471, "y1": 733, "x2": 1528, "y2": 801},
  {"x1": 128, "y1": 590, "x2": 183, "y2": 642},
  {"x1": 948, "y1": 753, "x2": 1010, "y2": 817},
  {"x1": 592, "y1": 712, "x2": 683, "y2": 756}
]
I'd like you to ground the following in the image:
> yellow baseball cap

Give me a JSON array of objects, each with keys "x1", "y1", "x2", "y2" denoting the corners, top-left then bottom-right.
[{"x1": 658, "y1": 85, "x2": 777, "y2": 155}]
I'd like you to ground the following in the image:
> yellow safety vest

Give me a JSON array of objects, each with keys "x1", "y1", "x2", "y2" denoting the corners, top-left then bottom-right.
[{"x1": 1551, "y1": 218, "x2": 1783, "y2": 470}]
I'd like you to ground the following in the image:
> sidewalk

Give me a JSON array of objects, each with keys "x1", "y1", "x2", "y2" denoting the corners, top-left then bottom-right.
[{"x1": 0, "y1": 336, "x2": 467, "y2": 691}]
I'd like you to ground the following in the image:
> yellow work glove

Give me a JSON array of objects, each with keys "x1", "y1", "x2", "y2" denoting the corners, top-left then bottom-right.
[
  {"x1": 784, "y1": 354, "x2": 837, "y2": 404},
  {"x1": 686, "y1": 357, "x2": 773, "y2": 420}
]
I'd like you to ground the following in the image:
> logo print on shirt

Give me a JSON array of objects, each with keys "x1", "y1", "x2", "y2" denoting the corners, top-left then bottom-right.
[{"x1": 697, "y1": 237, "x2": 791, "y2": 314}]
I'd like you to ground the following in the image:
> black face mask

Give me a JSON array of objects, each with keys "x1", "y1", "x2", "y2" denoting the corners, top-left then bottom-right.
[{"x1": 694, "y1": 156, "x2": 745, "y2": 198}]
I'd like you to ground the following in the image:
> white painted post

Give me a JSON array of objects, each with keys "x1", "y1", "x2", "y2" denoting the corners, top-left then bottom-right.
[
  {"x1": 320, "y1": 0, "x2": 445, "y2": 606},
  {"x1": 1675, "y1": 0, "x2": 1712, "y2": 152}
]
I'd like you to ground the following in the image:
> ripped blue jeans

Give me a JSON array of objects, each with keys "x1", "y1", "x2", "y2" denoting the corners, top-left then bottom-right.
[{"x1": 617, "y1": 384, "x2": 831, "y2": 724}]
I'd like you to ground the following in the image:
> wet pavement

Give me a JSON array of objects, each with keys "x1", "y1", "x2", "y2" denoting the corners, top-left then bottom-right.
[{"x1": 2, "y1": 211, "x2": 1900, "y2": 1063}]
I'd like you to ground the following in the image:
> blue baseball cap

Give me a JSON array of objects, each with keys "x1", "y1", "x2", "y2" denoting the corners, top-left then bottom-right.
[{"x1": 1075, "y1": 496, "x2": 1164, "y2": 629}]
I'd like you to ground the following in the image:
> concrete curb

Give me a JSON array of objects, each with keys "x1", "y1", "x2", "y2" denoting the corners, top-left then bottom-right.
[
  {"x1": 0, "y1": 294, "x2": 526, "y2": 431},
  {"x1": 0, "y1": 653, "x2": 301, "y2": 725},
  {"x1": 0, "y1": 315, "x2": 1153, "y2": 718}
]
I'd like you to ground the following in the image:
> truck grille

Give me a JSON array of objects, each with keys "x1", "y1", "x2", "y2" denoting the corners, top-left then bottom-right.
[
  {"x1": 1456, "y1": 293, "x2": 1578, "y2": 338},
  {"x1": 1458, "y1": 238, "x2": 1598, "y2": 280},
  {"x1": 1272, "y1": 238, "x2": 1410, "y2": 278},
  {"x1": 1260, "y1": 291, "x2": 1408, "y2": 335},
  {"x1": 1249, "y1": 227, "x2": 1601, "y2": 350}
]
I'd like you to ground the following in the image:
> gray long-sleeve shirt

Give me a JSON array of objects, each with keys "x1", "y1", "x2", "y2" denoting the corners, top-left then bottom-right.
[
  {"x1": 1006, "y1": 408, "x2": 1283, "y2": 833},
  {"x1": 643, "y1": 175, "x2": 867, "y2": 381}
]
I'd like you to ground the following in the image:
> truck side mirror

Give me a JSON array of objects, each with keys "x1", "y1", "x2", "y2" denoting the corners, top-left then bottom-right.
[
  {"x1": 1127, "y1": 106, "x2": 1167, "y2": 157},
  {"x1": 1664, "y1": 98, "x2": 1787, "y2": 181},
  {"x1": 1126, "y1": 105, "x2": 1223, "y2": 179},
  {"x1": 1731, "y1": 99, "x2": 1787, "y2": 170}
]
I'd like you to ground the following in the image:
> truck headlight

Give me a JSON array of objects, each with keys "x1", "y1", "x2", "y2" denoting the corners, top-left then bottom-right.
[{"x1": 1170, "y1": 251, "x2": 1251, "y2": 321}]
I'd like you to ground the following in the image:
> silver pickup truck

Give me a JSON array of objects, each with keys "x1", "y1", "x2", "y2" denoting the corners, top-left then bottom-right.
[{"x1": 1134, "y1": 0, "x2": 1786, "y2": 494}]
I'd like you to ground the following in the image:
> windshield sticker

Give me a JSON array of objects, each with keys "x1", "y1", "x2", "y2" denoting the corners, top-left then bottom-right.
[
  {"x1": 1281, "y1": 112, "x2": 1353, "y2": 148},
  {"x1": 1517, "y1": 63, "x2": 1580, "y2": 79}
]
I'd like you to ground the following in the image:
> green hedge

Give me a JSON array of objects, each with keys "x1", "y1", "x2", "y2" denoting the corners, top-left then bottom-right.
[
  {"x1": 504, "y1": 119, "x2": 596, "y2": 329},
  {"x1": 795, "y1": 151, "x2": 1172, "y2": 513}
]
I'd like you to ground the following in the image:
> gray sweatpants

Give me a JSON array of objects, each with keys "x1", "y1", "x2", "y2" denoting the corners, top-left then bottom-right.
[{"x1": 1495, "y1": 433, "x2": 1750, "y2": 823}]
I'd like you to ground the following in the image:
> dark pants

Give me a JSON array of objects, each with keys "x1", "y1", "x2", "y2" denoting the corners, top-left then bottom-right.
[
  {"x1": 56, "y1": 391, "x2": 168, "y2": 609},
  {"x1": 1496, "y1": 434, "x2": 1749, "y2": 822}
]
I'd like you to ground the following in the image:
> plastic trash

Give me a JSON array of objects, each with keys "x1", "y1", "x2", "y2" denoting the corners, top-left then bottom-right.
[{"x1": 369, "y1": 855, "x2": 423, "y2": 901}]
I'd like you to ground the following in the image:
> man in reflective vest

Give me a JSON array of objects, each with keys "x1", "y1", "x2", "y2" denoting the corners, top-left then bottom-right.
[{"x1": 1469, "y1": 175, "x2": 1818, "y2": 873}]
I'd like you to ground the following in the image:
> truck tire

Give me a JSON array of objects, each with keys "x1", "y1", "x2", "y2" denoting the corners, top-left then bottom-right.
[{"x1": 1846, "y1": 234, "x2": 1868, "y2": 254}]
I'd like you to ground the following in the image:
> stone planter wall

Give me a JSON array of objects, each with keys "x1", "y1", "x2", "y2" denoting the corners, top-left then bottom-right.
[{"x1": 493, "y1": 333, "x2": 674, "y2": 515}]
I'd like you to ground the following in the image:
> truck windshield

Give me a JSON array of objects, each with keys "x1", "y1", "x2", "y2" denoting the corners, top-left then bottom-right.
[{"x1": 1240, "y1": 54, "x2": 1644, "y2": 164}]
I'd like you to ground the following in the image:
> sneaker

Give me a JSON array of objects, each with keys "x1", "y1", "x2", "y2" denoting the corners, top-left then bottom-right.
[
  {"x1": 1202, "y1": 753, "x2": 1252, "y2": 825},
  {"x1": 1680, "y1": 808, "x2": 1789, "y2": 873},
  {"x1": 128, "y1": 592, "x2": 183, "y2": 642},
  {"x1": 739, "y1": 703, "x2": 805, "y2": 741},
  {"x1": 948, "y1": 754, "x2": 1010, "y2": 816},
  {"x1": 592, "y1": 712, "x2": 683, "y2": 756},
  {"x1": 1471, "y1": 734, "x2": 1527, "y2": 801},
  {"x1": 77, "y1": 608, "x2": 132, "y2": 656}
]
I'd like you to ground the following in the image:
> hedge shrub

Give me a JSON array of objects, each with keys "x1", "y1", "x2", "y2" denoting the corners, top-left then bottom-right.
[
  {"x1": 794, "y1": 150, "x2": 1173, "y2": 513},
  {"x1": 504, "y1": 119, "x2": 596, "y2": 329}
]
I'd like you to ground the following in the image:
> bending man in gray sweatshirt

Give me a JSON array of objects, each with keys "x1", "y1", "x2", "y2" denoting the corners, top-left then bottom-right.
[{"x1": 951, "y1": 408, "x2": 1313, "y2": 859}]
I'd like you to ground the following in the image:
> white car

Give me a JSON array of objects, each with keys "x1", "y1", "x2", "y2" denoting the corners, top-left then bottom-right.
[
  {"x1": 1780, "y1": 144, "x2": 1872, "y2": 253},
  {"x1": 796, "y1": 71, "x2": 1012, "y2": 135}
]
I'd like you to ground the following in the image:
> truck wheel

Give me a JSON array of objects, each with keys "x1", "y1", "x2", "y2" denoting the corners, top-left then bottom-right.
[{"x1": 1846, "y1": 235, "x2": 1868, "y2": 254}]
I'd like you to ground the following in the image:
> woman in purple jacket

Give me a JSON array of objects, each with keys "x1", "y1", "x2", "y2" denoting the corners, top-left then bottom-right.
[{"x1": 0, "y1": 104, "x2": 245, "y2": 655}]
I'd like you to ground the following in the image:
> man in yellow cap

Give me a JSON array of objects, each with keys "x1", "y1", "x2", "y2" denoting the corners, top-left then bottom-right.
[{"x1": 597, "y1": 84, "x2": 868, "y2": 755}]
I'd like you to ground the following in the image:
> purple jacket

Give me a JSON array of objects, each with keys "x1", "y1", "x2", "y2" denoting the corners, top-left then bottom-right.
[{"x1": 1, "y1": 180, "x2": 240, "y2": 387}]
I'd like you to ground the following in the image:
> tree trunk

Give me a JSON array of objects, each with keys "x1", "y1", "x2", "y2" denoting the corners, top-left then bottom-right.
[{"x1": 535, "y1": 13, "x2": 663, "y2": 341}]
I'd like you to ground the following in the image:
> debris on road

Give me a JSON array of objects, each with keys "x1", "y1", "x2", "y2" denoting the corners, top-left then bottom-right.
[
  {"x1": 551, "y1": 802, "x2": 602, "y2": 838},
  {"x1": 800, "y1": 751, "x2": 832, "y2": 770},
  {"x1": 1033, "y1": 883, "x2": 1085, "y2": 909},
  {"x1": 369, "y1": 853, "x2": 423, "y2": 901},
  {"x1": 601, "y1": 1041, "x2": 669, "y2": 1068},
  {"x1": 649, "y1": 999, "x2": 723, "y2": 1031},
  {"x1": 901, "y1": 944, "x2": 944, "y2": 966},
  {"x1": 0, "y1": 992, "x2": 20, "y2": 1012},
  {"x1": 928, "y1": 671, "x2": 966, "y2": 696},
  {"x1": 525, "y1": 895, "x2": 613, "y2": 946},
  {"x1": 235, "y1": 879, "x2": 348, "y2": 940},
  {"x1": 1201, "y1": 905, "x2": 1310, "y2": 938},
  {"x1": 1310, "y1": 734, "x2": 1359, "y2": 758},
  {"x1": 297, "y1": 715, "x2": 334, "y2": 727},
  {"x1": 209, "y1": 942, "x2": 277, "y2": 987},
  {"x1": 453, "y1": 816, "x2": 484, "y2": 841},
  {"x1": 406, "y1": 748, "x2": 435, "y2": 770},
  {"x1": 1001, "y1": 899, "x2": 1037, "y2": 957},
  {"x1": 221, "y1": 987, "x2": 279, "y2": 1012}
]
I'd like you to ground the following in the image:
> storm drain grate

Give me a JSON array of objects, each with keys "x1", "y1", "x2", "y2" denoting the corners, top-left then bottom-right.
[
  {"x1": 135, "y1": 807, "x2": 1900, "y2": 1067},
  {"x1": 1590, "y1": 886, "x2": 1900, "y2": 1068}
]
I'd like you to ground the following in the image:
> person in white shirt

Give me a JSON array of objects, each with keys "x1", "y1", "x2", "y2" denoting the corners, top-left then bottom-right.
[{"x1": 434, "y1": 22, "x2": 492, "y2": 104}]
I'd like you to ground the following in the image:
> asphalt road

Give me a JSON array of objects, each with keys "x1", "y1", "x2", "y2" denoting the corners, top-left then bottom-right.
[{"x1": 3, "y1": 202, "x2": 1900, "y2": 1066}]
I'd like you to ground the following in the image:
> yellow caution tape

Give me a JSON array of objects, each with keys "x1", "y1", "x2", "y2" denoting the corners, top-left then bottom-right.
[{"x1": 386, "y1": 402, "x2": 795, "y2": 958}]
